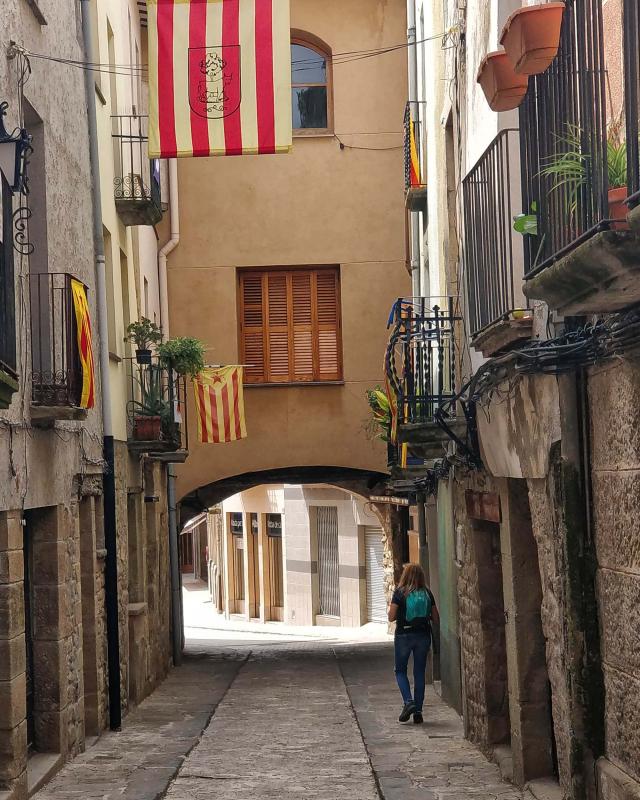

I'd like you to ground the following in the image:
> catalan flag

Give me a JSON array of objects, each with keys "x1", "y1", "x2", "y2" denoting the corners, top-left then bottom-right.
[
  {"x1": 70, "y1": 279, "x2": 95, "y2": 409},
  {"x1": 193, "y1": 367, "x2": 247, "y2": 443},
  {"x1": 408, "y1": 109, "x2": 421, "y2": 188},
  {"x1": 147, "y1": 0, "x2": 292, "y2": 158}
]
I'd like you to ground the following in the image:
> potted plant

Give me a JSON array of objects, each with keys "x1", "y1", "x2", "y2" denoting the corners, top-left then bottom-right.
[
  {"x1": 540, "y1": 124, "x2": 629, "y2": 229},
  {"x1": 477, "y1": 50, "x2": 529, "y2": 112},
  {"x1": 365, "y1": 387, "x2": 392, "y2": 442},
  {"x1": 132, "y1": 366, "x2": 167, "y2": 441},
  {"x1": 126, "y1": 317, "x2": 163, "y2": 364},
  {"x1": 500, "y1": 2, "x2": 565, "y2": 76},
  {"x1": 157, "y1": 336, "x2": 206, "y2": 377}
]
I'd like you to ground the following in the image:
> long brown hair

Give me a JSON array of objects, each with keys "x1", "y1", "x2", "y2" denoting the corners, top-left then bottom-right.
[{"x1": 397, "y1": 563, "x2": 427, "y2": 596}]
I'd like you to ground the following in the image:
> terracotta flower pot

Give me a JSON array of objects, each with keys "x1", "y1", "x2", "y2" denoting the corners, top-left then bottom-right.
[
  {"x1": 133, "y1": 415, "x2": 162, "y2": 441},
  {"x1": 500, "y1": 2, "x2": 565, "y2": 76},
  {"x1": 608, "y1": 186, "x2": 630, "y2": 231},
  {"x1": 477, "y1": 50, "x2": 529, "y2": 112}
]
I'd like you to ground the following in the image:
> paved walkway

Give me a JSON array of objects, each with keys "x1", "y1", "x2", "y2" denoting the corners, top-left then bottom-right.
[{"x1": 33, "y1": 589, "x2": 523, "y2": 800}]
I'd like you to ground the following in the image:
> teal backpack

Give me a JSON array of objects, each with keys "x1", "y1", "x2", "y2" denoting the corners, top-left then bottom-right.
[{"x1": 405, "y1": 589, "x2": 432, "y2": 628}]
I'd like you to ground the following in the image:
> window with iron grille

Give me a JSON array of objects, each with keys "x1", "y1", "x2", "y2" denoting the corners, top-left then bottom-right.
[
  {"x1": 0, "y1": 175, "x2": 16, "y2": 377},
  {"x1": 239, "y1": 267, "x2": 342, "y2": 385}
]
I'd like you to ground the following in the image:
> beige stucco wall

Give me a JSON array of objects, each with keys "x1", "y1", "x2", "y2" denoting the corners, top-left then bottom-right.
[{"x1": 169, "y1": 0, "x2": 410, "y2": 502}]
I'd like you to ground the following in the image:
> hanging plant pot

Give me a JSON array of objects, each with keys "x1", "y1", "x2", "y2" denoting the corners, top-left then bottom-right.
[
  {"x1": 133, "y1": 415, "x2": 162, "y2": 441},
  {"x1": 477, "y1": 50, "x2": 529, "y2": 112},
  {"x1": 608, "y1": 187, "x2": 630, "y2": 231},
  {"x1": 135, "y1": 348, "x2": 152, "y2": 365},
  {"x1": 500, "y1": 2, "x2": 565, "y2": 76}
]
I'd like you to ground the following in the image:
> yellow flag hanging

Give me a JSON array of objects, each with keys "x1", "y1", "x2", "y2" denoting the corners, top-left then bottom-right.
[{"x1": 70, "y1": 279, "x2": 95, "y2": 409}]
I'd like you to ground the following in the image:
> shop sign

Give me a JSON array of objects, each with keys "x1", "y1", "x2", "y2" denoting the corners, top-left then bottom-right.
[
  {"x1": 465, "y1": 490, "x2": 501, "y2": 523},
  {"x1": 370, "y1": 495, "x2": 410, "y2": 506},
  {"x1": 266, "y1": 513, "x2": 282, "y2": 537},
  {"x1": 230, "y1": 512, "x2": 244, "y2": 535},
  {"x1": 250, "y1": 513, "x2": 259, "y2": 535}
]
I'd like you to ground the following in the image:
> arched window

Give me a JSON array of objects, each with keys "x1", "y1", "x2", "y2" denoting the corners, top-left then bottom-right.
[{"x1": 291, "y1": 38, "x2": 332, "y2": 133}]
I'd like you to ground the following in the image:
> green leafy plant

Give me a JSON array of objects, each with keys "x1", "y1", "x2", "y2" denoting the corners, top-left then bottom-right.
[
  {"x1": 540, "y1": 123, "x2": 628, "y2": 215},
  {"x1": 157, "y1": 336, "x2": 206, "y2": 377},
  {"x1": 125, "y1": 317, "x2": 163, "y2": 350},
  {"x1": 513, "y1": 201, "x2": 538, "y2": 236},
  {"x1": 135, "y1": 364, "x2": 168, "y2": 417},
  {"x1": 365, "y1": 386, "x2": 392, "y2": 442}
]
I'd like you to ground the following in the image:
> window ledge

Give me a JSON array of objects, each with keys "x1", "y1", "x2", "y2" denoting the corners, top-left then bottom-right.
[
  {"x1": 244, "y1": 380, "x2": 344, "y2": 389},
  {"x1": 293, "y1": 131, "x2": 334, "y2": 139}
]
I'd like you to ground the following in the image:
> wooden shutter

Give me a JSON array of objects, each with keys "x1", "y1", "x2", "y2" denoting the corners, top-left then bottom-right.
[
  {"x1": 240, "y1": 268, "x2": 341, "y2": 384},
  {"x1": 240, "y1": 274, "x2": 266, "y2": 383},
  {"x1": 315, "y1": 270, "x2": 341, "y2": 380},
  {"x1": 292, "y1": 272, "x2": 314, "y2": 381}
]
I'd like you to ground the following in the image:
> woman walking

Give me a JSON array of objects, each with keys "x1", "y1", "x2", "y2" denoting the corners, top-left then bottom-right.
[{"x1": 388, "y1": 563, "x2": 439, "y2": 724}]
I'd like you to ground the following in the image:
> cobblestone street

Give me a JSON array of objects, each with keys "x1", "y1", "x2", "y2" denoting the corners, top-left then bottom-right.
[{"x1": 32, "y1": 587, "x2": 523, "y2": 800}]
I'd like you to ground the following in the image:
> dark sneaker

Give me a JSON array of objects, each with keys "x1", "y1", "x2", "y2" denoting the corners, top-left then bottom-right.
[
  {"x1": 413, "y1": 712, "x2": 424, "y2": 724},
  {"x1": 399, "y1": 702, "x2": 416, "y2": 722}
]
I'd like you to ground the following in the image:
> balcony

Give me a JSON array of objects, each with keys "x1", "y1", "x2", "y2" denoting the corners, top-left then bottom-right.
[
  {"x1": 30, "y1": 273, "x2": 87, "y2": 422},
  {"x1": 521, "y1": 0, "x2": 640, "y2": 315},
  {"x1": 462, "y1": 129, "x2": 532, "y2": 357},
  {"x1": 126, "y1": 358, "x2": 189, "y2": 461},
  {"x1": 112, "y1": 115, "x2": 162, "y2": 227},
  {"x1": 385, "y1": 298, "x2": 465, "y2": 471},
  {"x1": 404, "y1": 103, "x2": 427, "y2": 211}
]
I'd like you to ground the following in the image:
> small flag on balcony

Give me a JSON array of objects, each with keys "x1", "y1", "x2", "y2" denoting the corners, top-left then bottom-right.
[
  {"x1": 193, "y1": 367, "x2": 247, "y2": 443},
  {"x1": 409, "y1": 110, "x2": 421, "y2": 187},
  {"x1": 147, "y1": 0, "x2": 292, "y2": 158},
  {"x1": 70, "y1": 279, "x2": 95, "y2": 410}
]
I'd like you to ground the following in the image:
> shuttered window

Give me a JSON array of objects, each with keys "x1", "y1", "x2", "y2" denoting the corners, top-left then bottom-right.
[{"x1": 239, "y1": 268, "x2": 342, "y2": 384}]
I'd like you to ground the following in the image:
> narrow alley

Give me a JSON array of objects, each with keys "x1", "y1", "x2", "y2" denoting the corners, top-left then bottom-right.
[{"x1": 31, "y1": 585, "x2": 527, "y2": 800}]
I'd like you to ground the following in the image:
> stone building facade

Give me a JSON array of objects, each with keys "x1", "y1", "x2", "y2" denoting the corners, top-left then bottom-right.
[
  {"x1": 0, "y1": 2, "x2": 174, "y2": 798},
  {"x1": 394, "y1": 0, "x2": 640, "y2": 798}
]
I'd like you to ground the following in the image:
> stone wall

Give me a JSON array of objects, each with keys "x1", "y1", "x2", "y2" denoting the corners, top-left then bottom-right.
[{"x1": 589, "y1": 359, "x2": 640, "y2": 799}]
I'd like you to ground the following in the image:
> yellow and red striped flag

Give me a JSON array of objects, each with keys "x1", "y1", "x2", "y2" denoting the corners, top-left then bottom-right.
[
  {"x1": 70, "y1": 279, "x2": 95, "y2": 409},
  {"x1": 408, "y1": 110, "x2": 421, "y2": 188},
  {"x1": 147, "y1": 0, "x2": 292, "y2": 158},
  {"x1": 193, "y1": 367, "x2": 247, "y2": 443}
]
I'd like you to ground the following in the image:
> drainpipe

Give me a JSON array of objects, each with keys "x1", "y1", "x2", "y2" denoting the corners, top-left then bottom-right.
[
  {"x1": 80, "y1": 0, "x2": 121, "y2": 730},
  {"x1": 158, "y1": 159, "x2": 183, "y2": 666},
  {"x1": 407, "y1": 0, "x2": 422, "y2": 297}
]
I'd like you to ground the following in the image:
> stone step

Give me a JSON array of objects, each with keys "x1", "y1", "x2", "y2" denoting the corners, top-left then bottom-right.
[{"x1": 523, "y1": 778, "x2": 565, "y2": 800}]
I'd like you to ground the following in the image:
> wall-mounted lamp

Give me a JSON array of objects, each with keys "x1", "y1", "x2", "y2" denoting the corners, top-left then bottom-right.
[{"x1": 0, "y1": 102, "x2": 31, "y2": 194}]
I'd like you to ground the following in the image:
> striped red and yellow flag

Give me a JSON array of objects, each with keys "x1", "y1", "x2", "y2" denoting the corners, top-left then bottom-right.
[
  {"x1": 193, "y1": 367, "x2": 247, "y2": 443},
  {"x1": 147, "y1": 0, "x2": 292, "y2": 158},
  {"x1": 70, "y1": 279, "x2": 95, "y2": 409},
  {"x1": 409, "y1": 110, "x2": 421, "y2": 188}
]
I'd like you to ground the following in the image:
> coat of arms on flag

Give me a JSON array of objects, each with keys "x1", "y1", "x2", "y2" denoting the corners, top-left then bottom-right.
[
  {"x1": 193, "y1": 367, "x2": 247, "y2": 443},
  {"x1": 147, "y1": 0, "x2": 292, "y2": 158}
]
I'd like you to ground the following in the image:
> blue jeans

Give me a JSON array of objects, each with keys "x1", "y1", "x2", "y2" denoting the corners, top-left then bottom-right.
[{"x1": 394, "y1": 631, "x2": 431, "y2": 713}]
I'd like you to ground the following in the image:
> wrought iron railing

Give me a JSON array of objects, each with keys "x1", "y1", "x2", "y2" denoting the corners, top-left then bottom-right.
[
  {"x1": 624, "y1": 0, "x2": 640, "y2": 205},
  {"x1": 126, "y1": 357, "x2": 188, "y2": 453},
  {"x1": 112, "y1": 115, "x2": 162, "y2": 225},
  {"x1": 519, "y1": 0, "x2": 610, "y2": 278},
  {"x1": 30, "y1": 272, "x2": 83, "y2": 407},
  {"x1": 385, "y1": 297, "x2": 459, "y2": 428},
  {"x1": 0, "y1": 176, "x2": 16, "y2": 378},
  {"x1": 463, "y1": 129, "x2": 527, "y2": 336},
  {"x1": 404, "y1": 102, "x2": 425, "y2": 192}
]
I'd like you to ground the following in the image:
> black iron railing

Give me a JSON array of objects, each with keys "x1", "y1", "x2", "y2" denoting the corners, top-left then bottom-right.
[
  {"x1": 112, "y1": 115, "x2": 162, "y2": 226},
  {"x1": 126, "y1": 357, "x2": 188, "y2": 453},
  {"x1": 0, "y1": 176, "x2": 16, "y2": 377},
  {"x1": 624, "y1": 0, "x2": 640, "y2": 205},
  {"x1": 385, "y1": 297, "x2": 459, "y2": 428},
  {"x1": 519, "y1": 0, "x2": 609, "y2": 278},
  {"x1": 404, "y1": 102, "x2": 424, "y2": 191},
  {"x1": 463, "y1": 129, "x2": 527, "y2": 336},
  {"x1": 30, "y1": 273, "x2": 83, "y2": 407}
]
